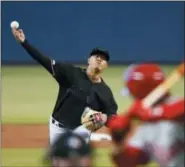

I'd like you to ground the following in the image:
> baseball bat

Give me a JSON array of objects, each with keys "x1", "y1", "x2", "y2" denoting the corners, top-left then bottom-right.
[{"x1": 142, "y1": 62, "x2": 184, "y2": 109}]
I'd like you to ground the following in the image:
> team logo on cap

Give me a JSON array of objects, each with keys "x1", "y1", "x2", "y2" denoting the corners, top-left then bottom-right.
[
  {"x1": 153, "y1": 72, "x2": 164, "y2": 80},
  {"x1": 123, "y1": 64, "x2": 136, "y2": 81}
]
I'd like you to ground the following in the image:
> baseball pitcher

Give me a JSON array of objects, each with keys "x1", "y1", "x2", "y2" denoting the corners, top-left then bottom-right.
[{"x1": 11, "y1": 26, "x2": 117, "y2": 145}]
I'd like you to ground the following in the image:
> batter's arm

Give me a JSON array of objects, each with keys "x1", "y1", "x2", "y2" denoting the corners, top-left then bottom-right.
[
  {"x1": 138, "y1": 98, "x2": 184, "y2": 121},
  {"x1": 108, "y1": 115, "x2": 150, "y2": 167},
  {"x1": 112, "y1": 146, "x2": 149, "y2": 167},
  {"x1": 159, "y1": 98, "x2": 184, "y2": 120}
]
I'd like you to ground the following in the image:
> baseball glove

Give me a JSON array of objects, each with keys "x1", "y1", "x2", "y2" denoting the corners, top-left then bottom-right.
[{"x1": 81, "y1": 107, "x2": 104, "y2": 131}]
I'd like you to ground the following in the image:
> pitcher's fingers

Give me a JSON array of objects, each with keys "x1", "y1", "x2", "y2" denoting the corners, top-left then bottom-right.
[{"x1": 12, "y1": 28, "x2": 17, "y2": 33}]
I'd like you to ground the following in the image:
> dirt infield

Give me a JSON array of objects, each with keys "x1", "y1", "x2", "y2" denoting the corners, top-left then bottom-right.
[{"x1": 2, "y1": 124, "x2": 112, "y2": 148}]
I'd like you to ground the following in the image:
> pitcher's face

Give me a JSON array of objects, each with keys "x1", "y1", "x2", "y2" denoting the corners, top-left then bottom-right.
[{"x1": 88, "y1": 55, "x2": 108, "y2": 73}]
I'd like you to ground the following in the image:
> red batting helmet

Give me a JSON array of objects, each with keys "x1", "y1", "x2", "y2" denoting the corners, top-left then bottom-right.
[{"x1": 124, "y1": 63, "x2": 165, "y2": 99}]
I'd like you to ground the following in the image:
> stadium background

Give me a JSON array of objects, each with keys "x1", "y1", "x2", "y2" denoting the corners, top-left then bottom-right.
[{"x1": 2, "y1": 1, "x2": 184, "y2": 166}]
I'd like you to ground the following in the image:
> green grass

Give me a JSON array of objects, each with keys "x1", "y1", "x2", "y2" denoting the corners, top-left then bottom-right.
[
  {"x1": 1, "y1": 149, "x2": 45, "y2": 167},
  {"x1": 1, "y1": 148, "x2": 114, "y2": 167},
  {"x1": 2, "y1": 65, "x2": 184, "y2": 124},
  {"x1": 93, "y1": 148, "x2": 114, "y2": 167},
  {"x1": 1, "y1": 148, "x2": 158, "y2": 167}
]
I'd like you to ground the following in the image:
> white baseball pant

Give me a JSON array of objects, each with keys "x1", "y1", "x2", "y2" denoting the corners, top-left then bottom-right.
[
  {"x1": 49, "y1": 117, "x2": 92, "y2": 145},
  {"x1": 49, "y1": 116, "x2": 112, "y2": 145}
]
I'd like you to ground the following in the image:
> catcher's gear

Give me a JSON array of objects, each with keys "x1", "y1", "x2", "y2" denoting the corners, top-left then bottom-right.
[{"x1": 81, "y1": 107, "x2": 104, "y2": 131}]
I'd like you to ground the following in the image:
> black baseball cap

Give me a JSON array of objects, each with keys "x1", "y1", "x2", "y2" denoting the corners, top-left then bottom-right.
[
  {"x1": 90, "y1": 48, "x2": 110, "y2": 62},
  {"x1": 48, "y1": 131, "x2": 92, "y2": 158}
]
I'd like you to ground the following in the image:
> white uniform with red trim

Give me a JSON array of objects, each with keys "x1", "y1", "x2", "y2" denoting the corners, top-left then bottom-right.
[{"x1": 127, "y1": 97, "x2": 184, "y2": 167}]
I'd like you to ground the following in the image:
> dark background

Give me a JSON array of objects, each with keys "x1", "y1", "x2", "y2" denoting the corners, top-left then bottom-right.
[{"x1": 2, "y1": 1, "x2": 184, "y2": 64}]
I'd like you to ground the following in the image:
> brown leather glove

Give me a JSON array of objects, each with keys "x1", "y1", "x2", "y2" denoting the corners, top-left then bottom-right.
[{"x1": 81, "y1": 107, "x2": 104, "y2": 131}]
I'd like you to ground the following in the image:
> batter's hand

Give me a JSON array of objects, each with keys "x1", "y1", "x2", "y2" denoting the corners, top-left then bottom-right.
[
  {"x1": 108, "y1": 115, "x2": 131, "y2": 144},
  {"x1": 12, "y1": 28, "x2": 25, "y2": 43}
]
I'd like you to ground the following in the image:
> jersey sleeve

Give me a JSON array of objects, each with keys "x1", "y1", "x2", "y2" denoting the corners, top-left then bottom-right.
[
  {"x1": 106, "y1": 94, "x2": 118, "y2": 117},
  {"x1": 21, "y1": 40, "x2": 76, "y2": 85},
  {"x1": 141, "y1": 97, "x2": 184, "y2": 121},
  {"x1": 161, "y1": 97, "x2": 184, "y2": 120},
  {"x1": 102, "y1": 87, "x2": 118, "y2": 124},
  {"x1": 51, "y1": 60, "x2": 77, "y2": 84}
]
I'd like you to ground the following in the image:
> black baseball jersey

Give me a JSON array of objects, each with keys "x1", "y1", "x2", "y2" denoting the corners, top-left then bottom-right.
[{"x1": 21, "y1": 40, "x2": 118, "y2": 129}]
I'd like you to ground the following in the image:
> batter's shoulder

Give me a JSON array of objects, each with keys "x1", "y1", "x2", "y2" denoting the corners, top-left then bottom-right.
[{"x1": 166, "y1": 95, "x2": 184, "y2": 104}]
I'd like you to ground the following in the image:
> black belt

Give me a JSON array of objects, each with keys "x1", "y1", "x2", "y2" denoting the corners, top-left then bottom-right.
[{"x1": 52, "y1": 118, "x2": 65, "y2": 128}]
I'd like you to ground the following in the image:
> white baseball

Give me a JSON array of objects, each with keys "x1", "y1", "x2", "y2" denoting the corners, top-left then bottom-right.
[{"x1": 10, "y1": 21, "x2": 19, "y2": 29}]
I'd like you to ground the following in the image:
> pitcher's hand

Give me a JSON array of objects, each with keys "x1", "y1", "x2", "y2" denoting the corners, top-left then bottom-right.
[{"x1": 12, "y1": 28, "x2": 25, "y2": 43}]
